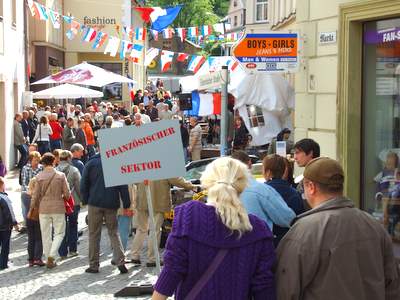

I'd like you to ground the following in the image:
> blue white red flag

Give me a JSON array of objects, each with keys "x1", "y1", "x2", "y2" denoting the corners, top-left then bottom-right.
[{"x1": 135, "y1": 5, "x2": 182, "y2": 32}]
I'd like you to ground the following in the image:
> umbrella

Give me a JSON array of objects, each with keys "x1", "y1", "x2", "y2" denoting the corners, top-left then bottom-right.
[
  {"x1": 31, "y1": 62, "x2": 136, "y2": 87},
  {"x1": 33, "y1": 84, "x2": 103, "y2": 99}
]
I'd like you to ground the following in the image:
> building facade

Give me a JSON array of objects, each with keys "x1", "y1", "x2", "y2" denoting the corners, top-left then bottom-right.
[
  {"x1": 0, "y1": 0, "x2": 27, "y2": 169},
  {"x1": 269, "y1": 0, "x2": 400, "y2": 253}
]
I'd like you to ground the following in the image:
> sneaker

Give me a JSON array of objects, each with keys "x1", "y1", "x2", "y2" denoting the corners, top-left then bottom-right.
[
  {"x1": 69, "y1": 252, "x2": 78, "y2": 257},
  {"x1": 33, "y1": 259, "x2": 45, "y2": 267},
  {"x1": 46, "y1": 257, "x2": 57, "y2": 269},
  {"x1": 118, "y1": 264, "x2": 129, "y2": 274},
  {"x1": 59, "y1": 256, "x2": 68, "y2": 261},
  {"x1": 85, "y1": 267, "x2": 99, "y2": 274}
]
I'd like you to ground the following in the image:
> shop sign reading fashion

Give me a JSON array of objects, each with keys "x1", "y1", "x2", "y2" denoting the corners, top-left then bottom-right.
[
  {"x1": 232, "y1": 32, "x2": 298, "y2": 73},
  {"x1": 98, "y1": 120, "x2": 186, "y2": 187}
]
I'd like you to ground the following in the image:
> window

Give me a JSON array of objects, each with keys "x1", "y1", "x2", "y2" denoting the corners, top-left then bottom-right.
[
  {"x1": 362, "y1": 18, "x2": 400, "y2": 244},
  {"x1": 234, "y1": 16, "x2": 237, "y2": 27},
  {"x1": 246, "y1": 105, "x2": 264, "y2": 128},
  {"x1": 256, "y1": 0, "x2": 268, "y2": 22},
  {"x1": 234, "y1": 1, "x2": 237, "y2": 7}
]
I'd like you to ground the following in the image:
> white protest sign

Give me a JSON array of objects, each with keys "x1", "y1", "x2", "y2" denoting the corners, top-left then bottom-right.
[
  {"x1": 276, "y1": 141, "x2": 287, "y2": 157},
  {"x1": 98, "y1": 120, "x2": 186, "y2": 187}
]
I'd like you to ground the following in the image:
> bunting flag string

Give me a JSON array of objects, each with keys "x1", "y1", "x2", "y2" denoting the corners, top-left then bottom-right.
[{"x1": 26, "y1": 1, "x2": 242, "y2": 74}]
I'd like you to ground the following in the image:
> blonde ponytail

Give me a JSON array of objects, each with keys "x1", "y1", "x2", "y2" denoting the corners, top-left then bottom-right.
[{"x1": 201, "y1": 157, "x2": 253, "y2": 237}]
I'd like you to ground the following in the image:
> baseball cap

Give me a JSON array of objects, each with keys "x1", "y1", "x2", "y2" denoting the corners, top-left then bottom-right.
[{"x1": 304, "y1": 157, "x2": 344, "y2": 186}]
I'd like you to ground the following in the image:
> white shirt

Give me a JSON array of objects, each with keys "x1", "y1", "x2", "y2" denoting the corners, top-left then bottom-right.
[
  {"x1": 32, "y1": 124, "x2": 53, "y2": 142},
  {"x1": 141, "y1": 113, "x2": 151, "y2": 124}
]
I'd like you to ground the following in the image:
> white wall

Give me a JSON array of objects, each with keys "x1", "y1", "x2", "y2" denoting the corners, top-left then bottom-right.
[{"x1": 0, "y1": 0, "x2": 26, "y2": 169}]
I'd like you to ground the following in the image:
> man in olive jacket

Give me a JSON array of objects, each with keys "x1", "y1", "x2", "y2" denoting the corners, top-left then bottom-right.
[
  {"x1": 276, "y1": 157, "x2": 400, "y2": 300},
  {"x1": 131, "y1": 177, "x2": 195, "y2": 267}
]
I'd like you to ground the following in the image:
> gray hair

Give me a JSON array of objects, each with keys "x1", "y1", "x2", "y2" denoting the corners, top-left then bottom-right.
[{"x1": 70, "y1": 143, "x2": 84, "y2": 152}]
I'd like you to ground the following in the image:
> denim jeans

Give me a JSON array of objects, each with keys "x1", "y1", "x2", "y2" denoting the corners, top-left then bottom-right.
[
  {"x1": 21, "y1": 192, "x2": 31, "y2": 223},
  {"x1": 118, "y1": 215, "x2": 131, "y2": 251},
  {"x1": 16, "y1": 144, "x2": 28, "y2": 169},
  {"x1": 58, "y1": 206, "x2": 80, "y2": 257},
  {"x1": 0, "y1": 230, "x2": 11, "y2": 269},
  {"x1": 27, "y1": 219, "x2": 43, "y2": 261},
  {"x1": 50, "y1": 139, "x2": 62, "y2": 151},
  {"x1": 37, "y1": 141, "x2": 50, "y2": 155}
]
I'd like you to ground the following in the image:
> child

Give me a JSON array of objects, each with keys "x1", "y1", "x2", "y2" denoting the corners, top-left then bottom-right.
[
  {"x1": 0, "y1": 177, "x2": 18, "y2": 270},
  {"x1": 0, "y1": 156, "x2": 6, "y2": 177}
]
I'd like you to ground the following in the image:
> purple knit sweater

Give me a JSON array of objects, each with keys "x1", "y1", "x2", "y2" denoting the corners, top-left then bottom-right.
[{"x1": 154, "y1": 200, "x2": 276, "y2": 300}]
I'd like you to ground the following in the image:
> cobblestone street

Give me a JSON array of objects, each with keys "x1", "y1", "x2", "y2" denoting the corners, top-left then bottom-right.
[{"x1": 0, "y1": 171, "x2": 158, "y2": 300}]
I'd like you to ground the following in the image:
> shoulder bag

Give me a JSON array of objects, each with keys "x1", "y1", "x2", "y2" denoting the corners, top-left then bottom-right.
[
  {"x1": 63, "y1": 166, "x2": 75, "y2": 215},
  {"x1": 184, "y1": 249, "x2": 228, "y2": 300},
  {"x1": 27, "y1": 172, "x2": 56, "y2": 221}
]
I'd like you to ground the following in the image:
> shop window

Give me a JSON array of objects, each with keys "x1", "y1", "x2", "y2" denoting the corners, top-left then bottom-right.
[
  {"x1": 246, "y1": 105, "x2": 264, "y2": 128},
  {"x1": 256, "y1": 0, "x2": 268, "y2": 22},
  {"x1": 362, "y1": 18, "x2": 400, "y2": 243},
  {"x1": 89, "y1": 62, "x2": 123, "y2": 101}
]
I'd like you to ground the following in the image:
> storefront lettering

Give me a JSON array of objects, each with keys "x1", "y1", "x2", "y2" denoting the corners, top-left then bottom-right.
[
  {"x1": 83, "y1": 16, "x2": 116, "y2": 26},
  {"x1": 382, "y1": 30, "x2": 400, "y2": 42}
]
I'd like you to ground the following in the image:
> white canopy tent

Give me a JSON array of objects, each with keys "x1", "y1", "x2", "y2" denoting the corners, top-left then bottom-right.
[
  {"x1": 31, "y1": 62, "x2": 136, "y2": 87},
  {"x1": 179, "y1": 56, "x2": 295, "y2": 145},
  {"x1": 33, "y1": 84, "x2": 103, "y2": 99}
]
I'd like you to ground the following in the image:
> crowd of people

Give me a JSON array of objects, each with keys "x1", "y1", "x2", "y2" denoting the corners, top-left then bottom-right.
[{"x1": 0, "y1": 91, "x2": 399, "y2": 299}]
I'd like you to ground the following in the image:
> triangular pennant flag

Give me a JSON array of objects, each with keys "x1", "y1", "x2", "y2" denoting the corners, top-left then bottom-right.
[
  {"x1": 49, "y1": 10, "x2": 61, "y2": 29},
  {"x1": 176, "y1": 28, "x2": 186, "y2": 42},
  {"x1": 144, "y1": 48, "x2": 160, "y2": 66},
  {"x1": 63, "y1": 15, "x2": 73, "y2": 24},
  {"x1": 160, "y1": 50, "x2": 174, "y2": 72},
  {"x1": 135, "y1": 27, "x2": 147, "y2": 41},
  {"x1": 92, "y1": 32, "x2": 108, "y2": 49},
  {"x1": 188, "y1": 27, "x2": 198, "y2": 38},
  {"x1": 176, "y1": 53, "x2": 189, "y2": 62},
  {"x1": 213, "y1": 23, "x2": 225, "y2": 34},
  {"x1": 120, "y1": 40, "x2": 133, "y2": 59},
  {"x1": 104, "y1": 36, "x2": 120, "y2": 57},
  {"x1": 201, "y1": 25, "x2": 212, "y2": 36},
  {"x1": 188, "y1": 55, "x2": 206, "y2": 74},
  {"x1": 82, "y1": 27, "x2": 97, "y2": 42},
  {"x1": 162, "y1": 28, "x2": 173, "y2": 39},
  {"x1": 123, "y1": 26, "x2": 134, "y2": 41},
  {"x1": 27, "y1": 0, "x2": 37, "y2": 18},
  {"x1": 130, "y1": 44, "x2": 144, "y2": 63},
  {"x1": 151, "y1": 30, "x2": 159, "y2": 41},
  {"x1": 66, "y1": 29, "x2": 75, "y2": 40},
  {"x1": 35, "y1": 2, "x2": 49, "y2": 20}
]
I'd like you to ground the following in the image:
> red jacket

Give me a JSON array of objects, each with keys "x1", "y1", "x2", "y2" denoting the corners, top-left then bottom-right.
[{"x1": 49, "y1": 120, "x2": 63, "y2": 140}]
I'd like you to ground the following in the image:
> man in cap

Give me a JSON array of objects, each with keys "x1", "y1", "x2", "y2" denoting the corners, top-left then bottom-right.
[{"x1": 276, "y1": 157, "x2": 400, "y2": 300}]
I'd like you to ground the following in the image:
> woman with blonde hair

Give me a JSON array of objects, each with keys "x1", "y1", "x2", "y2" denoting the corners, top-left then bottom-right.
[{"x1": 152, "y1": 157, "x2": 276, "y2": 300}]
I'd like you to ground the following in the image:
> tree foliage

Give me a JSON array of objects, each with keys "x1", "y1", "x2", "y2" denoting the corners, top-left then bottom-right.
[{"x1": 146, "y1": 0, "x2": 229, "y2": 28}]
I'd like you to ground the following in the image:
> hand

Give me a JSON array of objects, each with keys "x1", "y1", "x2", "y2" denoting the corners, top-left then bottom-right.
[
  {"x1": 13, "y1": 224, "x2": 20, "y2": 232},
  {"x1": 188, "y1": 147, "x2": 192, "y2": 153}
]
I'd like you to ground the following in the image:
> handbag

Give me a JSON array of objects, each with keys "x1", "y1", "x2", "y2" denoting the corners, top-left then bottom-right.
[
  {"x1": 184, "y1": 249, "x2": 228, "y2": 300},
  {"x1": 27, "y1": 172, "x2": 56, "y2": 221},
  {"x1": 63, "y1": 166, "x2": 75, "y2": 215}
]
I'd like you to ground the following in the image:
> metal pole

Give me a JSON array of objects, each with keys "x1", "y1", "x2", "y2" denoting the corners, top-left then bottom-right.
[
  {"x1": 144, "y1": 181, "x2": 161, "y2": 274},
  {"x1": 220, "y1": 66, "x2": 229, "y2": 156}
]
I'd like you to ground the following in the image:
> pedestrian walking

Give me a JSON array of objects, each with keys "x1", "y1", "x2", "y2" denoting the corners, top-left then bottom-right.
[
  {"x1": 56, "y1": 151, "x2": 81, "y2": 259},
  {"x1": 117, "y1": 184, "x2": 136, "y2": 252},
  {"x1": 30, "y1": 153, "x2": 70, "y2": 269},
  {"x1": 131, "y1": 177, "x2": 194, "y2": 267},
  {"x1": 80, "y1": 153, "x2": 130, "y2": 274},
  {"x1": 70, "y1": 143, "x2": 85, "y2": 175},
  {"x1": 276, "y1": 157, "x2": 400, "y2": 300},
  {"x1": 232, "y1": 151, "x2": 295, "y2": 232},
  {"x1": 49, "y1": 113, "x2": 63, "y2": 151},
  {"x1": 20, "y1": 151, "x2": 43, "y2": 229},
  {"x1": 263, "y1": 154, "x2": 304, "y2": 246},
  {"x1": 26, "y1": 177, "x2": 45, "y2": 267},
  {"x1": 152, "y1": 157, "x2": 276, "y2": 300},
  {"x1": 0, "y1": 177, "x2": 18, "y2": 270},
  {"x1": 14, "y1": 113, "x2": 28, "y2": 169},
  {"x1": 188, "y1": 117, "x2": 202, "y2": 161},
  {"x1": 82, "y1": 114, "x2": 96, "y2": 158},
  {"x1": 179, "y1": 119, "x2": 189, "y2": 163},
  {"x1": 233, "y1": 117, "x2": 249, "y2": 150},
  {"x1": 32, "y1": 116, "x2": 53, "y2": 155}
]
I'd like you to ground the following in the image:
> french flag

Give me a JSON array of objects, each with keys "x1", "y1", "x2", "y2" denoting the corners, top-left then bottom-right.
[
  {"x1": 151, "y1": 30, "x2": 159, "y2": 41},
  {"x1": 201, "y1": 25, "x2": 212, "y2": 36},
  {"x1": 135, "y1": 27, "x2": 147, "y2": 41},
  {"x1": 130, "y1": 44, "x2": 144, "y2": 63},
  {"x1": 177, "y1": 53, "x2": 189, "y2": 62},
  {"x1": 82, "y1": 27, "x2": 97, "y2": 42},
  {"x1": 187, "y1": 92, "x2": 221, "y2": 116},
  {"x1": 188, "y1": 55, "x2": 206, "y2": 74},
  {"x1": 160, "y1": 50, "x2": 174, "y2": 72},
  {"x1": 176, "y1": 28, "x2": 186, "y2": 42},
  {"x1": 188, "y1": 27, "x2": 199, "y2": 38},
  {"x1": 162, "y1": 28, "x2": 174, "y2": 39},
  {"x1": 135, "y1": 5, "x2": 182, "y2": 32}
]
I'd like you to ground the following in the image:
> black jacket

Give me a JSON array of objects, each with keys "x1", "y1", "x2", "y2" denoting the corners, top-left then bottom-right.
[
  {"x1": 0, "y1": 194, "x2": 15, "y2": 231},
  {"x1": 180, "y1": 125, "x2": 189, "y2": 148},
  {"x1": 80, "y1": 154, "x2": 130, "y2": 209}
]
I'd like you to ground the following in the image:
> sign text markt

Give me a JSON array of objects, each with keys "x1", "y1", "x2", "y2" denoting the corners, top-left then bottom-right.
[
  {"x1": 98, "y1": 120, "x2": 186, "y2": 187},
  {"x1": 233, "y1": 33, "x2": 298, "y2": 73}
]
